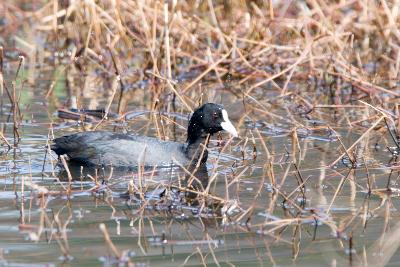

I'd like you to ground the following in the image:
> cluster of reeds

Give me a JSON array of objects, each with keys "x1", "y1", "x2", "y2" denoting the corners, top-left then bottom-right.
[{"x1": 1, "y1": 1, "x2": 397, "y2": 109}]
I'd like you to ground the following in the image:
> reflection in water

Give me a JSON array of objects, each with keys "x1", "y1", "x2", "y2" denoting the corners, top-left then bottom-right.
[
  {"x1": 57, "y1": 159, "x2": 210, "y2": 198},
  {"x1": 2, "y1": 110, "x2": 400, "y2": 266},
  {"x1": 57, "y1": 159, "x2": 208, "y2": 183}
]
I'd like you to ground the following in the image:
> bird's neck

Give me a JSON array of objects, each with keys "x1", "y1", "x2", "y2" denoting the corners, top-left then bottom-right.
[{"x1": 186, "y1": 130, "x2": 210, "y2": 164}]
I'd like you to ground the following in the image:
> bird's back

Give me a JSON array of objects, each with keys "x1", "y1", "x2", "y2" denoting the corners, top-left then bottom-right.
[{"x1": 52, "y1": 131, "x2": 190, "y2": 167}]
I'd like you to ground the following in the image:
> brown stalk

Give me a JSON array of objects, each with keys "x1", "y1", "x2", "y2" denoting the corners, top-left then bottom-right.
[
  {"x1": 329, "y1": 116, "x2": 386, "y2": 167},
  {"x1": 99, "y1": 223, "x2": 122, "y2": 259}
]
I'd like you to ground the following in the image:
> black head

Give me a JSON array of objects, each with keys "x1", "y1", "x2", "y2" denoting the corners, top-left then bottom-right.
[{"x1": 187, "y1": 103, "x2": 238, "y2": 144}]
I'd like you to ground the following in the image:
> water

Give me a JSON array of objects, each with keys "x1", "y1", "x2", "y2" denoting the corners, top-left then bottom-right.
[
  {"x1": 0, "y1": 74, "x2": 400, "y2": 266},
  {"x1": 1, "y1": 63, "x2": 400, "y2": 267}
]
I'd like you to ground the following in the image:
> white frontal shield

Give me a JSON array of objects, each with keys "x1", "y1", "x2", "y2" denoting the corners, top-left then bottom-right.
[{"x1": 220, "y1": 109, "x2": 238, "y2": 137}]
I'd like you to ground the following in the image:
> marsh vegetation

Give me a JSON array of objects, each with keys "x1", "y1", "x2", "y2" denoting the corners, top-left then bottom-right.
[{"x1": 1, "y1": 0, "x2": 400, "y2": 266}]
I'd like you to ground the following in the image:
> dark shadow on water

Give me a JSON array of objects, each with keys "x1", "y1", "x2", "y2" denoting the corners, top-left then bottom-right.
[{"x1": 57, "y1": 160, "x2": 210, "y2": 193}]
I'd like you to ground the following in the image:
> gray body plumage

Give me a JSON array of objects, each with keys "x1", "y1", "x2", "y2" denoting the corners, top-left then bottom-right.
[{"x1": 52, "y1": 131, "x2": 192, "y2": 167}]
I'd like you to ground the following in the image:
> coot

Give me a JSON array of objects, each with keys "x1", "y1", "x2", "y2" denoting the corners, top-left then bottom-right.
[{"x1": 51, "y1": 103, "x2": 238, "y2": 167}]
